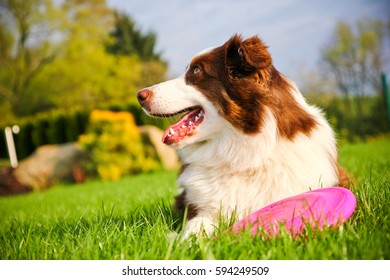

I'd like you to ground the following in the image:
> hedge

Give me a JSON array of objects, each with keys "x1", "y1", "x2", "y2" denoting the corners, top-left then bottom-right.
[
  {"x1": 1, "y1": 110, "x2": 89, "y2": 160},
  {"x1": 0, "y1": 103, "x2": 169, "y2": 160}
]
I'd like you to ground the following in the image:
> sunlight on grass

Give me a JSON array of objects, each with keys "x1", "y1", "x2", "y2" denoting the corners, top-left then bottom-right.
[{"x1": 0, "y1": 139, "x2": 389, "y2": 260}]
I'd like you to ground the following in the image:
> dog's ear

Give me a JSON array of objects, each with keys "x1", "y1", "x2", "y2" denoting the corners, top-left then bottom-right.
[{"x1": 225, "y1": 35, "x2": 272, "y2": 78}]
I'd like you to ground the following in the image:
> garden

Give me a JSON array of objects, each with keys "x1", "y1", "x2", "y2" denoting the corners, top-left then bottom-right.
[
  {"x1": 0, "y1": 0, "x2": 389, "y2": 260},
  {"x1": 0, "y1": 138, "x2": 389, "y2": 259}
]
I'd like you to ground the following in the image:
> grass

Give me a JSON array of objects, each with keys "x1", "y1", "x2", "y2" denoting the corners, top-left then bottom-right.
[{"x1": 0, "y1": 138, "x2": 389, "y2": 260}]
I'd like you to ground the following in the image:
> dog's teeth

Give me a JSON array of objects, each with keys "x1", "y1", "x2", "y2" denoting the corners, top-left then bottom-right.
[
  {"x1": 169, "y1": 128, "x2": 175, "y2": 135},
  {"x1": 189, "y1": 121, "x2": 193, "y2": 125},
  {"x1": 195, "y1": 116, "x2": 199, "y2": 121},
  {"x1": 182, "y1": 124, "x2": 186, "y2": 128}
]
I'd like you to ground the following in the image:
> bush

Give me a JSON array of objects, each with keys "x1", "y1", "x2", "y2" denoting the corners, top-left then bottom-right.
[
  {"x1": 78, "y1": 110, "x2": 158, "y2": 181},
  {"x1": 109, "y1": 103, "x2": 171, "y2": 131},
  {"x1": 65, "y1": 110, "x2": 89, "y2": 142},
  {"x1": 47, "y1": 113, "x2": 67, "y2": 144},
  {"x1": 307, "y1": 94, "x2": 389, "y2": 142},
  {"x1": 0, "y1": 102, "x2": 165, "y2": 161},
  {"x1": 14, "y1": 121, "x2": 35, "y2": 159},
  {"x1": 0, "y1": 110, "x2": 90, "y2": 160},
  {"x1": 31, "y1": 117, "x2": 49, "y2": 148}
]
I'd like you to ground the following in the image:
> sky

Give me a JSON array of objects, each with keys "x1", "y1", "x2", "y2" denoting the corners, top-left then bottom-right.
[{"x1": 107, "y1": 0, "x2": 389, "y2": 86}]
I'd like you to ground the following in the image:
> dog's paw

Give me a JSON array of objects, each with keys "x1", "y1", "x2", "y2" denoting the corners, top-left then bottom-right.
[
  {"x1": 167, "y1": 231, "x2": 179, "y2": 242},
  {"x1": 181, "y1": 216, "x2": 215, "y2": 240}
]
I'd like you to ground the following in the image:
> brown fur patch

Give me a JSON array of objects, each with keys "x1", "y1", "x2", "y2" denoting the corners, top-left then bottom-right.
[
  {"x1": 184, "y1": 34, "x2": 316, "y2": 139},
  {"x1": 337, "y1": 165, "x2": 354, "y2": 188},
  {"x1": 265, "y1": 67, "x2": 317, "y2": 139}
]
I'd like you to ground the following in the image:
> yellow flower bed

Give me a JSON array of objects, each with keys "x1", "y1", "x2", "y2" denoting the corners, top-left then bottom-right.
[{"x1": 79, "y1": 110, "x2": 158, "y2": 181}]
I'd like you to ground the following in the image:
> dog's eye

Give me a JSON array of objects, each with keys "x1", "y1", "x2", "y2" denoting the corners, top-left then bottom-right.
[{"x1": 193, "y1": 66, "x2": 201, "y2": 75}]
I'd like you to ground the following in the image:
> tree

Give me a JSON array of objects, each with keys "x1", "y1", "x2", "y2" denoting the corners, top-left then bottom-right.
[
  {"x1": 62, "y1": 0, "x2": 114, "y2": 45},
  {"x1": 0, "y1": 0, "x2": 64, "y2": 118},
  {"x1": 0, "y1": 0, "x2": 167, "y2": 121},
  {"x1": 319, "y1": 17, "x2": 390, "y2": 139},
  {"x1": 106, "y1": 12, "x2": 163, "y2": 61},
  {"x1": 322, "y1": 18, "x2": 389, "y2": 115},
  {"x1": 38, "y1": 44, "x2": 144, "y2": 109},
  {"x1": 34, "y1": 0, "x2": 164, "y2": 109},
  {"x1": 105, "y1": 11, "x2": 167, "y2": 94}
]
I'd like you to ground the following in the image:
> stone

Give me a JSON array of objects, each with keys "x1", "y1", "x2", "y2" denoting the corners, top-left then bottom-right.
[
  {"x1": 0, "y1": 166, "x2": 31, "y2": 195},
  {"x1": 13, "y1": 143, "x2": 85, "y2": 190}
]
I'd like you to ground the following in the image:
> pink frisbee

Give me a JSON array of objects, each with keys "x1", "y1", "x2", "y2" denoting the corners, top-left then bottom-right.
[{"x1": 230, "y1": 187, "x2": 356, "y2": 237}]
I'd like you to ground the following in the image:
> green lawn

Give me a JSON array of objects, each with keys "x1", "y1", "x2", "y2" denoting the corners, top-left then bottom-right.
[{"x1": 0, "y1": 138, "x2": 389, "y2": 260}]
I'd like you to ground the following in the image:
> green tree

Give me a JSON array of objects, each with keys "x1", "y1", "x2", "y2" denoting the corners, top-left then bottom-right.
[
  {"x1": 106, "y1": 12, "x2": 163, "y2": 61},
  {"x1": 36, "y1": 0, "x2": 138, "y2": 108},
  {"x1": 0, "y1": 0, "x2": 64, "y2": 118},
  {"x1": 105, "y1": 11, "x2": 167, "y2": 94},
  {"x1": 319, "y1": 17, "x2": 390, "y2": 139},
  {"x1": 322, "y1": 18, "x2": 389, "y2": 115},
  {"x1": 62, "y1": 0, "x2": 114, "y2": 45},
  {"x1": 0, "y1": 0, "x2": 167, "y2": 122}
]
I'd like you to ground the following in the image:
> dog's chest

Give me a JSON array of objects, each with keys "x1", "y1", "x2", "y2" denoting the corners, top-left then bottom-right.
[{"x1": 177, "y1": 164, "x2": 277, "y2": 218}]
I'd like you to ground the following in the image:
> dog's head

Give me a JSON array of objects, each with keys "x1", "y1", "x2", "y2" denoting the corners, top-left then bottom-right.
[{"x1": 137, "y1": 35, "x2": 314, "y2": 148}]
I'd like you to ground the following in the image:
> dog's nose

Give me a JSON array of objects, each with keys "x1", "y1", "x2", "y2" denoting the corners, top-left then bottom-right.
[{"x1": 137, "y1": 88, "x2": 152, "y2": 105}]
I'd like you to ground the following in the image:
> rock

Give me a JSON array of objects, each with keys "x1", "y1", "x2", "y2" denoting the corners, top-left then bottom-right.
[
  {"x1": 0, "y1": 166, "x2": 32, "y2": 195},
  {"x1": 13, "y1": 143, "x2": 85, "y2": 190},
  {"x1": 138, "y1": 125, "x2": 180, "y2": 170}
]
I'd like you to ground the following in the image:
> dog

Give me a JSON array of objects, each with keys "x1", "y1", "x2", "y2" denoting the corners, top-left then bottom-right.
[{"x1": 137, "y1": 34, "x2": 349, "y2": 239}]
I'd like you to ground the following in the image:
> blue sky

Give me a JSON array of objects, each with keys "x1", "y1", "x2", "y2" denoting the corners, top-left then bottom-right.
[{"x1": 107, "y1": 0, "x2": 389, "y2": 85}]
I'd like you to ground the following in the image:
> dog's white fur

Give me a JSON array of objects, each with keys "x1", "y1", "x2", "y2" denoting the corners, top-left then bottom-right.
[{"x1": 142, "y1": 49, "x2": 339, "y2": 239}]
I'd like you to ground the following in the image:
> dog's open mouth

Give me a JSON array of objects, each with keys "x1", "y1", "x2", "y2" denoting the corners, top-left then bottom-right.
[{"x1": 160, "y1": 107, "x2": 204, "y2": 145}]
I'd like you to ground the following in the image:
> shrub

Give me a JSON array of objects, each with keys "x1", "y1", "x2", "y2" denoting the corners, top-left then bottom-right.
[
  {"x1": 31, "y1": 117, "x2": 49, "y2": 148},
  {"x1": 47, "y1": 113, "x2": 67, "y2": 144},
  {"x1": 0, "y1": 102, "x2": 165, "y2": 161},
  {"x1": 0, "y1": 110, "x2": 91, "y2": 160},
  {"x1": 14, "y1": 121, "x2": 35, "y2": 159},
  {"x1": 307, "y1": 94, "x2": 388, "y2": 142},
  {"x1": 109, "y1": 103, "x2": 171, "y2": 131},
  {"x1": 65, "y1": 110, "x2": 89, "y2": 142},
  {"x1": 78, "y1": 110, "x2": 158, "y2": 181}
]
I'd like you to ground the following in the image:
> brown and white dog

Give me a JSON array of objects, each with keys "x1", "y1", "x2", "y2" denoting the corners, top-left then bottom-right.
[{"x1": 137, "y1": 35, "x2": 348, "y2": 239}]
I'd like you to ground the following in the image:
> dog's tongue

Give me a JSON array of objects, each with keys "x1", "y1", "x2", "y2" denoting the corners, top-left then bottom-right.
[{"x1": 162, "y1": 108, "x2": 204, "y2": 145}]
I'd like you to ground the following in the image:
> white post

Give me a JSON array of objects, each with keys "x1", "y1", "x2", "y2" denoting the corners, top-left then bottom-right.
[{"x1": 5, "y1": 126, "x2": 18, "y2": 168}]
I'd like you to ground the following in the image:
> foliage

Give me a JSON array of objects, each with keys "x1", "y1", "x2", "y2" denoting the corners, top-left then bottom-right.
[
  {"x1": 323, "y1": 18, "x2": 388, "y2": 97},
  {"x1": 109, "y1": 103, "x2": 171, "y2": 131},
  {"x1": 321, "y1": 17, "x2": 390, "y2": 124},
  {"x1": 0, "y1": 0, "x2": 64, "y2": 117},
  {"x1": 0, "y1": 0, "x2": 167, "y2": 120},
  {"x1": 0, "y1": 104, "x2": 171, "y2": 160},
  {"x1": 0, "y1": 139, "x2": 389, "y2": 259},
  {"x1": 106, "y1": 11, "x2": 163, "y2": 62},
  {"x1": 35, "y1": 41, "x2": 143, "y2": 109},
  {"x1": 29, "y1": 0, "x2": 165, "y2": 111},
  {"x1": 0, "y1": 110, "x2": 89, "y2": 159},
  {"x1": 78, "y1": 110, "x2": 158, "y2": 181},
  {"x1": 307, "y1": 94, "x2": 388, "y2": 142}
]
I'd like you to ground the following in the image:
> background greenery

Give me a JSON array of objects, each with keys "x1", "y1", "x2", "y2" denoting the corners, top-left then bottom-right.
[
  {"x1": 78, "y1": 109, "x2": 160, "y2": 180},
  {"x1": 0, "y1": 0, "x2": 167, "y2": 121},
  {"x1": 1, "y1": 1, "x2": 389, "y2": 150},
  {"x1": 0, "y1": 0, "x2": 389, "y2": 260},
  {"x1": 0, "y1": 138, "x2": 389, "y2": 260}
]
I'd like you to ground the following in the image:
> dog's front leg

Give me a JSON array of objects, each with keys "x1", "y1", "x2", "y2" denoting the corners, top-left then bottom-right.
[{"x1": 182, "y1": 215, "x2": 215, "y2": 239}]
